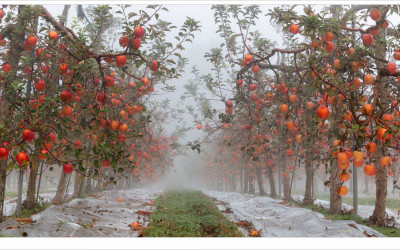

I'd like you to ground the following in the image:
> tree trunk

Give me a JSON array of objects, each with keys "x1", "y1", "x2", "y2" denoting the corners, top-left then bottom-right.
[
  {"x1": 329, "y1": 160, "x2": 342, "y2": 214},
  {"x1": 256, "y1": 167, "x2": 265, "y2": 195},
  {"x1": 282, "y1": 156, "x2": 291, "y2": 201},
  {"x1": 73, "y1": 172, "x2": 85, "y2": 198},
  {"x1": 0, "y1": 5, "x2": 30, "y2": 218},
  {"x1": 22, "y1": 156, "x2": 39, "y2": 209},
  {"x1": 85, "y1": 176, "x2": 93, "y2": 194},
  {"x1": 303, "y1": 147, "x2": 313, "y2": 205},
  {"x1": 0, "y1": 162, "x2": 6, "y2": 220},
  {"x1": 240, "y1": 166, "x2": 243, "y2": 192},
  {"x1": 52, "y1": 171, "x2": 68, "y2": 204},
  {"x1": 243, "y1": 168, "x2": 249, "y2": 193},
  {"x1": 369, "y1": 141, "x2": 387, "y2": 226},
  {"x1": 267, "y1": 166, "x2": 277, "y2": 197}
]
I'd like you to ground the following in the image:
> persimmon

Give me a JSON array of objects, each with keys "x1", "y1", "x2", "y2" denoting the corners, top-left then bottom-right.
[
  {"x1": 366, "y1": 142, "x2": 376, "y2": 152},
  {"x1": 317, "y1": 106, "x2": 329, "y2": 119},
  {"x1": 325, "y1": 41, "x2": 334, "y2": 53},
  {"x1": 289, "y1": 95, "x2": 297, "y2": 103},
  {"x1": 279, "y1": 104, "x2": 288, "y2": 113},
  {"x1": 59, "y1": 63, "x2": 68, "y2": 75},
  {"x1": 321, "y1": 31, "x2": 333, "y2": 42},
  {"x1": 62, "y1": 105, "x2": 72, "y2": 117},
  {"x1": 131, "y1": 222, "x2": 140, "y2": 228},
  {"x1": 339, "y1": 170, "x2": 350, "y2": 182},
  {"x1": 244, "y1": 54, "x2": 253, "y2": 62},
  {"x1": 26, "y1": 35, "x2": 37, "y2": 47},
  {"x1": 377, "y1": 127, "x2": 392, "y2": 141},
  {"x1": 344, "y1": 111, "x2": 353, "y2": 121},
  {"x1": 380, "y1": 156, "x2": 390, "y2": 167},
  {"x1": 197, "y1": 124, "x2": 202, "y2": 129},
  {"x1": 48, "y1": 31, "x2": 58, "y2": 40},
  {"x1": 252, "y1": 65, "x2": 259, "y2": 73},
  {"x1": 386, "y1": 62, "x2": 396, "y2": 74},
  {"x1": 337, "y1": 186, "x2": 348, "y2": 196},
  {"x1": 353, "y1": 151, "x2": 364, "y2": 167},
  {"x1": 289, "y1": 24, "x2": 299, "y2": 34},
  {"x1": 363, "y1": 75, "x2": 374, "y2": 85},
  {"x1": 361, "y1": 104, "x2": 372, "y2": 115},
  {"x1": 364, "y1": 164, "x2": 376, "y2": 176},
  {"x1": 249, "y1": 229, "x2": 259, "y2": 237},
  {"x1": 110, "y1": 121, "x2": 120, "y2": 130},
  {"x1": 116, "y1": 198, "x2": 123, "y2": 202},
  {"x1": 306, "y1": 101, "x2": 313, "y2": 110}
]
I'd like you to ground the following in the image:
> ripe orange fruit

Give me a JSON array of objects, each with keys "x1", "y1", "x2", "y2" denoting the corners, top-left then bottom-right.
[
  {"x1": 364, "y1": 164, "x2": 376, "y2": 176},
  {"x1": 361, "y1": 104, "x2": 372, "y2": 115},
  {"x1": 337, "y1": 186, "x2": 348, "y2": 196},
  {"x1": 48, "y1": 31, "x2": 58, "y2": 40},
  {"x1": 321, "y1": 31, "x2": 333, "y2": 42},
  {"x1": 279, "y1": 104, "x2": 288, "y2": 113},
  {"x1": 339, "y1": 170, "x2": 350, "y2": 182},
  {"x1": 369, "y1": 9, "x2": 381, "y2": 21},
  {"x1": 362, "y1": 34, "x2": 373, "y2": 45},
  {"x1": 380, "y1": 156, "x2": 390, "y2": 167},
  {"x1": 317, "y1": 106, "x2": 329, "y2": 119},
  {"x1": 62, "y1": 105, "x2": 72, "y2": 117},
  {"x1": 363, "y1": 75, "x2": 374, "y2": 85},
  {"x1": 366, "y1": 142, "x2": 377, "y2": 152},
  {"x1": 131, "y1": 222, "x2": 140, "y2": 228},
  {"x1": 289, "y1": 24, "x2": 299, "y2": 34}
]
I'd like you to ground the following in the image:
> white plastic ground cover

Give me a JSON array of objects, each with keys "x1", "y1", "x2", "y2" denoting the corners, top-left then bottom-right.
[
  {"x1": 0, "y1": 189, "x2": 160, "y2": 237},
  {"x1": 292, "y1": 195, "x2": 400, "y2": 228},
  {"x1": 2, "y1": 192, "x2": 72, "y2": 217},
  {"x1": 204, "y1": 190, "x2": 384, "y2": 237}
]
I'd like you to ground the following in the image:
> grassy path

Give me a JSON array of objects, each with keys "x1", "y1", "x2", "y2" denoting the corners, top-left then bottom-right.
[{"x1": 143, "y1": 190, "x2": 243, "y2": 237}]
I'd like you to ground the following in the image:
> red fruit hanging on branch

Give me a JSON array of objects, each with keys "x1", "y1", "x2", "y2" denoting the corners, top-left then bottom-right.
[
  {"x1": 2, "y1": 63, "x2": 11, "y2": 73},
  {"x1": 364, "y1": 164, "x2": 376, "y2": 176},
  {"x1": 25, "y1": 35, "x2": 37, "y2": 47},
  {"x1": 105, "y1": 75, "x2": 115, "y2": 87},
  {"x1": 134, "y1": 27, "x2": 145, "y2": 38},
  {"x1": 0, "y1": 147, "x2": 8, "y2": 160},
  {"x1": 59, "y1": 63, "x2": 68, "y2": 75},
  {"x1": 132, "y1": 38, "x2": 141, "y2": 49},
  {"x1": 337, "y1": 186, "x2": 348, "y2": 196},
  {"x1": 48, "y1": 31, "x2": 58, "y2": 40},
  {"x1": 386, "y1": 62, "x2": 396, "y2": 75},
  {"x1": 119, "y1": 36, "x2": 129, "y2": 47},
  {"x1": 289, "y1": 24, "x2": 299, "y2": 34},
  {"x1": 63, "y1": 164, "x2": 74, "y2": 174},
  {"x1": 22, "y1": 129, "x2": 35, "y2": 142},
  {"x1": 362, "y1": 34, "x2": 373, "y2": 45},
  {"x1": 369, "y1": 9, "x2": 381, "y2": 21},
  {"x1": 60, "y1": 90, "x2": 73, "y2": 103},
  {"x1": 149, "y1": 60, "x2": 158, "y2": 71},
  {"x1": 34, "y1": 79, "x2": 45, "y2": 92},
  {"x1": 102, "y1": 159, "x2": 111, "y2": 168},
  {"x1": 16, "y1": 152, "x2": 29, "y2": 166},
  {"x1": 317, "y1": 106, "x2": 329, "y2": 119},
  {"x1": 116, "y1": 55, "x2": 127, "y2": 67},
  {"x1": 252, "y1": 65, "x2": 259, "y2": 73}
]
